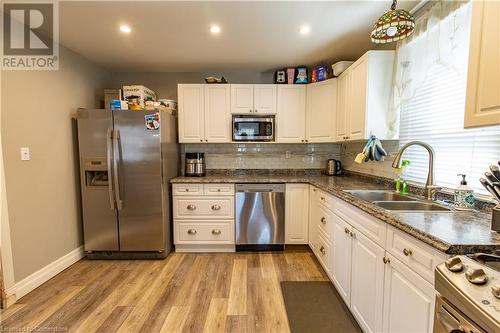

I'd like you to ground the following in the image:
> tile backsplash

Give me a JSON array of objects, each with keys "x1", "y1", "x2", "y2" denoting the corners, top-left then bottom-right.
[{"x1": 181, "y1": 143, "x2": 341, "y2": 172}]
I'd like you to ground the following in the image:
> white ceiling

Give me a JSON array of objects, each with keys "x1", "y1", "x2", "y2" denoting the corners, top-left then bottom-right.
[{"x1": 59, "y1": 1, "x2": 419, "y2": 72}]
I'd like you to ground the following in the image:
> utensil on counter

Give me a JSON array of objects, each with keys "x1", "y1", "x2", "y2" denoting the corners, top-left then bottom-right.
[
  {"x1": 480, "y1": 178, "x2": 500, "y2": 201},
  {"x1": 490, "y1": 165, "x2": 500, "y2": 181}
]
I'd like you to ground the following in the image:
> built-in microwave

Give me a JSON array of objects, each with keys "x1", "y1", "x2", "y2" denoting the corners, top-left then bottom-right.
[{"x1": 232, "y1": 115, "x2": 275, "y2": 142}]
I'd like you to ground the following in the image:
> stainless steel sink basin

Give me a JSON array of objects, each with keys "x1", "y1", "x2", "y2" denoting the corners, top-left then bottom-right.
[
  {"x1": 344, "y1": 190, "x2": 416, "y2": 202},
  {"x1": 373, "y1": 201, "x2": 451, "y2": 211}
]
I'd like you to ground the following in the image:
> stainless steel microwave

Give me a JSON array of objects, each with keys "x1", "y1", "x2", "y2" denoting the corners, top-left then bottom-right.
[{"x1": 232, "y1": 116, "x2": 275, "y2": 142}]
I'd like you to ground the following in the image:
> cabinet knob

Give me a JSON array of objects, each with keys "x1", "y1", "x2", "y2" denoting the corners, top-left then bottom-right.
[
  {"x1": 350, "y1": 231, "x2": 355, "y2": 238},
  {"x1": 320, "y1": 246, "x2": 326, "y2": 255},
  {"x1": 344, "y1": 227, "x2": 350, "y2": 234},
  {"x1": 403, "y1": 248, "x2": 412, "y2": 256},
  {"x1": 321, "y1": 196, "x2": 325, "y2": 201},
  {"x1": 217, "y1": 188, "x2": 221, "y2": 192},
  {"x1": 383, "y1": 257, "x2": 390, "y2": 264},
  {"x1": 305, "y1": 139, "x2": 308, "y2": 142},
  {"x1": 185, "y1": 189, "x2": 189, "y2": 192},
  {"x1": 200, "y1": 139, "x2": 203, "y2": 142},
  {"x1": 212, "y1": 229, "x2": 222, "y2": 235},
  {"x1": 249, "y1": 109, "x2": 253, "y2": 113},
  {"x1": 211, "y1": 204, "x2": 221, "y2": 211},
  {"x1": 205, "y1": 139, "x2": 208, "y2": 142},
  {"x1": 187, "y1": 229, "x2": 197, "y2": 235},
  {"x1": 187, "y1": 204, "x2": 196, "y2": 211},
  {"x1": 320, "y1": 217, "x2": 326, "y2": 224}
]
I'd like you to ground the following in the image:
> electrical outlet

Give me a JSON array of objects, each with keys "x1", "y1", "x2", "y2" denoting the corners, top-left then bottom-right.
[
  {"x1": 20, "y1": 147, "x2": 30, "y2": 161},
  {"x1": 285, "y1": 151, "x2": 291, "y2": 159}
]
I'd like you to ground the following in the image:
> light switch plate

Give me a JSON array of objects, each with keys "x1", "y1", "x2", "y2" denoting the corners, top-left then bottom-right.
[{"x1": 20, "y1": 147, "x2": 30, "y2": 161}]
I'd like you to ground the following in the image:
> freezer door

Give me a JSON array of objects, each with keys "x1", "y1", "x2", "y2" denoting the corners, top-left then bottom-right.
[
  {"x1": 77, "y1": 109, "x2": 119, "y2": 251},
  {"x1": 113, "y1": 111, "x2": 165, "y2": 251}
]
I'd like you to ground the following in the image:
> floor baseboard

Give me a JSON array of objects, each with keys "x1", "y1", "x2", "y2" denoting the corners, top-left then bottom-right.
[{"x1": 6, "y1": 246, "x2": 84, "y2": 304}]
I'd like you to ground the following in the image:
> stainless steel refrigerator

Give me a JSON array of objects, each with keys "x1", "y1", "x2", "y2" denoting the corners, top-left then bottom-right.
[{"x1": 77, "y1": 109, "x2": 179, "y2": 259}]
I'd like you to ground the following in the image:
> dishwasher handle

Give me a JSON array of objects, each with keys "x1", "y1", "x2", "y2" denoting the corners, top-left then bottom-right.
[{"x1": 236, "y1": 184, "x2": 285, "y2": 193}]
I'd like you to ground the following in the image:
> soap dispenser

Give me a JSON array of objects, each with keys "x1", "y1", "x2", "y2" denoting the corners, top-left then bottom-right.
[{"x1": 454, "y1": 174, "x2": 475, "y2": 210}]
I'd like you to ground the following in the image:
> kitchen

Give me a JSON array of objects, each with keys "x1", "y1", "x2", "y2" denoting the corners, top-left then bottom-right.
[{"x1": 1, "y1": 1, "x2": 500, "y2": 333}]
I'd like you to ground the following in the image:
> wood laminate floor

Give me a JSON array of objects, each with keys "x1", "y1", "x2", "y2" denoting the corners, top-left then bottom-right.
[{"x1": 1, "y1": 247, "x2": 329, "y2": 333}]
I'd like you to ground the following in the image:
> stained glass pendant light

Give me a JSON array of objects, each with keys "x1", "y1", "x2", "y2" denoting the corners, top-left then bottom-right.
[{"x1": 371, "y1": 0, "x2": 415, "y2": 43}]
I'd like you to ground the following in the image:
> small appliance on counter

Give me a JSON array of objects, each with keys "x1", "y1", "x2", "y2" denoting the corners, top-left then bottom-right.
[
  {"x1": 325, "y1": 159, "x2": 343, "y2": 176},
  {"x1": 185, "y1": 153, "x2": 206, "y2": 177}
]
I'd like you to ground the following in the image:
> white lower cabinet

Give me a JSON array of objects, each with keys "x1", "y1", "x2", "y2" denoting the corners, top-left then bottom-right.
[
  {"x1": 350, "y1": 230, "x2": 385, "y2": 333},
  {"x1": 382, "y1": 254, "x2": 436, "y2": 333},
  {"x1": 285, "y1": 184, "x2": 309, "y2": 244},
  {"x1": 308, "y1": 186, "x2": 443, "y2": 333}
]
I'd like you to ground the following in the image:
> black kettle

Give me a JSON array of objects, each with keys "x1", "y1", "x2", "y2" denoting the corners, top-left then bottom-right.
[{"x1": 325, "y1": 159, "x2": 343, "y2": 176}]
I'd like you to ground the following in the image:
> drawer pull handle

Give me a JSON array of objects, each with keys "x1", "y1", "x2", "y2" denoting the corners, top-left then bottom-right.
[
  {"x1": 185, "y1": 189, "x2": 189, "y2": 192},
  {"x1": 321, "y1": 197, "x2": 325, "y2": 201},
  {"x1": 187, "y1": 229, "x2": 197, "y2": 235},
  {"x1": 211, "y1": 204, "x2": 221, "y2": 211},
  {"x1": 187, "y1": 204, "x2": 196, "y2": 210},
  {"x1": 212, "y1": 229, "x2": 222, "y2": 235},
  {"x1": 217, "y1": 189, "x2": 221, "y2": 192},
  {"x1": 383, "y1": 257, "x2": 390, "y2": 264},
  {"x1": 350, "y1": 231, "x2": 355, "y2": 238},
  {"x1": 320, "y1": 246, "x2": 326, "y2": 255},
  {"x1": 344, "y1": 227, "x2": 350, "y2": 234},
  {"x1": 403, "y1": 248, "x2": 413, "y2": 256},
  {"x1": 320, "y1": 217, "x2": 326, "y2": 224}
]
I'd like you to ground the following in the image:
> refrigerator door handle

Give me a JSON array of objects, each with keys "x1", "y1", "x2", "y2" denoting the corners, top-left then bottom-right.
[
  {"x1": 113, "y1": 129, "x2": 123, "y2": 210},
  {"x1": 106, "y1": 127, "x2": 115, "y2": 210}
]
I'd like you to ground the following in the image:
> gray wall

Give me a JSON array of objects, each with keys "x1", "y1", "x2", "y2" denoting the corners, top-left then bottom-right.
[
  {"x1": 1, "y1": 46, "x2": 111, "y2": 281},
  {"x1": 110, "y1": 71, "x2": 274, "y2": 100}
]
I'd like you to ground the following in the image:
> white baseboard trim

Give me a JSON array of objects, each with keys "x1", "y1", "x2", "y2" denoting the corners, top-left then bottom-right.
[{"x1": 6, "y1": 246, "x2": 84, "y2": 304}]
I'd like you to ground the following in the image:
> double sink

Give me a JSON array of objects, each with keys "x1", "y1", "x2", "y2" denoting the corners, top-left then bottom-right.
[{"x1": 344, "y1": 190, "x2": 452, "y2": 212}]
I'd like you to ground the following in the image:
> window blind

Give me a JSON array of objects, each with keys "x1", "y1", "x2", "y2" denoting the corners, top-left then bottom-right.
[{"x1": 397, "y1": 2, "x2": 500, "y2": 195}]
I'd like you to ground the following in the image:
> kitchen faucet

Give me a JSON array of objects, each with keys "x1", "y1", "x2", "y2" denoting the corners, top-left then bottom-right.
[{"x1": 392, "y1": 141, "x2": 442, "y2": 201}]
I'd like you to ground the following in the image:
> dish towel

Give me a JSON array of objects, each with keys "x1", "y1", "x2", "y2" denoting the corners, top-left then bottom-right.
[{"x1": 354, "y1": 135, "x2": 388, "y2": 163}]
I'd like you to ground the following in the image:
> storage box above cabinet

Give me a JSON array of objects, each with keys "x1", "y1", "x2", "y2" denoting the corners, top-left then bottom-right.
[
  {"x1": 336, "y1": 50, "x2": 397, "y2": 142},
  {"x1": 231, "y1": 84, "x2": 277, "y2": 115}
]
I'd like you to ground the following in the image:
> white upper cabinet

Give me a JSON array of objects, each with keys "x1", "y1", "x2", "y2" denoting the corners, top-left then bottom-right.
[
  {"x1": 230, "y1": 84, "x2": 254, "y2": 114},
  {"x1": 204, "y1": 85, "x2": 231, "y2": 143},
  {"x1": 178, "y1": 84, "x2": 231, "y2": 143},
  {"x1": 285, "y1": 184, "x2": 309, "y2": 244},
  {"x1": 336, "y1": 50, "x2": 396, "y2": 142},
  {"x1": 253, "y1": 84, "x2": 277, "y2": 114},
  {"x1": 230, "y1": 84, "x2": 276, "y2": 114},
  {"x1": 306, "y1": 79, "x2": 337, "y2": 143},
  {"x1": 276, "y1": 85, "x2": 307, "y2": 143},
  {"x1": 178, "y1": 84, "x2": 205, "y2": 143},
  {"x1": 465, "y1": 0, "x2": 500, "y2": 128}
]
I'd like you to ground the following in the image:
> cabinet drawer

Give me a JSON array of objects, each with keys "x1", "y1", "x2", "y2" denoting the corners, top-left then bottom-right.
[
  {"x1": 177, "y1": 223, "x2": 234, "y2": 243},
  {"x1": 204, "y1": 183, "x2": 234, "y2": 196},
  {"x1": 173, "y1": 184, "x2": 203, "y2": 196},
  {"x1": 334, "y1": 198, "x2": 387, "y2": 247},
  {"x1": 386, "y1": 227, "x2": 446, "y2": 283},
  {"x1": 317, "y1": 204, "x2": 334, "y2": 239},
  {"x1": 174, "y1": 197, "x2": 234, "y2": 219},
  {"x1": 316, "y1": 229, "x2": 331, "y2": 275},
  {"x1": 316, "y1": 189, "x2": 336, "y2": 212}
]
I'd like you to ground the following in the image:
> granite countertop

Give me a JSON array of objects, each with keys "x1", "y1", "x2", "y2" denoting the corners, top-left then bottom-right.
[{"x1": 171, "y1": 174, "x2": 500, "y2": 255}]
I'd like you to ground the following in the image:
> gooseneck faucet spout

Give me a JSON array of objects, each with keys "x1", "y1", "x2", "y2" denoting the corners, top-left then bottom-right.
[{"x1": 392, "y1": 141, "x2": 441, "y2": 200}]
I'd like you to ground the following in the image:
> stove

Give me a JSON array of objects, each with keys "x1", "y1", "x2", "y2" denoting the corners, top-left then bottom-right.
[{"x1": 434, "y1": 253, "x2": 500, "y2": 333}]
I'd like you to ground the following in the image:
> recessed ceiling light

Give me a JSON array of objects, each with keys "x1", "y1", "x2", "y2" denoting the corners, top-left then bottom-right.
[
  {"x1": 210, "y1": 24, "x2": 221, "y2": 34},
  {"x1": 299, "y1": 25, "x2": 311, "y2": 35},
  {"x1": 119, "y1": 25, "x2": 131, "y2": 33}
]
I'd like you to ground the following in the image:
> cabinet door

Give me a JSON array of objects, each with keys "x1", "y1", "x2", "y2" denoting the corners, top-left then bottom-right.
[
  {"x1": 178, "y1": 84, "x2": 205, "y2": 143},
  {"x1": 350, "y1": 230, "x2": 385, "y2": 333},
  {"x1": 306, "y1": 80, "x2": 337, "y2": 142},
  {"x1": 231, "y1": 84, "x2": 254, "y2": 114},
  {"x1": 204, "y1": 85, "x2": 231, "y2": 143},
  {"x1": 308, "y1": 186, "x2": 320, "y2": 252},
  {"x1": 277, "y1": 85, "x2": 306, "y2": 142},
  {"x1": 382, "y1": 254, "x2": 435, "y2": 333},
  {"x1": 331, "y1": 213, "x2": 352, "y2": 305},
  {"x1": 285, "y1": 184, "x2": 309, "y2": 244},
  {"x1": 336, "y1": 74, "x2": 349, "y2": 141},
  {"x1": 464, "y1": 1, "x2": 500, "y2": 128},
  {"x1": 254, "y1": 84, "x2": 277, "y2": 114},
  {"x1": 348, "y1": 59, "x2": 367, "y2": 141}
]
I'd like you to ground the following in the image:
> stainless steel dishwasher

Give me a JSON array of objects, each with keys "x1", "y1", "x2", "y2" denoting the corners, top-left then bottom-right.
[{"x1": 235, "y1": 183, "x2": 285, "y2": 251}]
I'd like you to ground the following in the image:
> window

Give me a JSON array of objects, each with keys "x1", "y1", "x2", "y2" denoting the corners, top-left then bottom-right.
[{"x1": 394, "y1": 1, "x2": 500, "y2": 195}]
